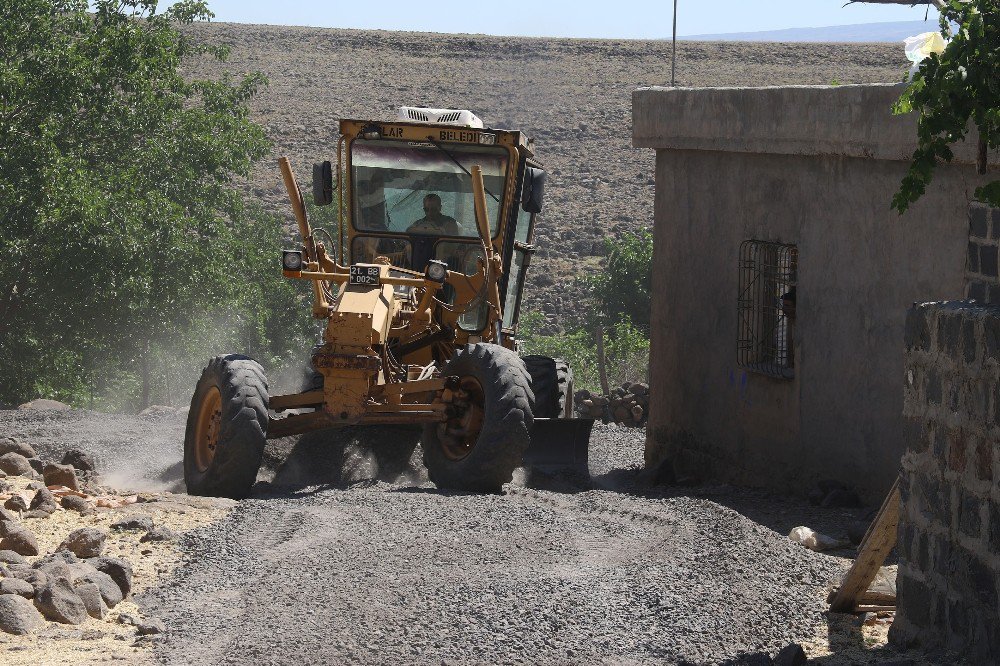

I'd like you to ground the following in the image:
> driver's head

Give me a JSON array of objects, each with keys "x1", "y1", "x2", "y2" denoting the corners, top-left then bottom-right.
[{"x1": 423, "y1": 194, "x2": 442, "y2": 219}]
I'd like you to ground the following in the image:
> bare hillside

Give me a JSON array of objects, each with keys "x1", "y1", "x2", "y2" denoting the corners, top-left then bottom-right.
[{"x1": 181, "y1": 24, "x2": 907, "y2": 329}]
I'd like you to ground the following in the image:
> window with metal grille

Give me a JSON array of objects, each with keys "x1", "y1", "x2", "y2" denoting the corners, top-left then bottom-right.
[{"x1": 737, "y1": 240, "x2": 798, "y2": 379}]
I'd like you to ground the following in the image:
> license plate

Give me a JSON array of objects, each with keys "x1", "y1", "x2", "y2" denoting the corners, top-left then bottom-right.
[{"x1": 349, "y1": 265, "x2": 380, "y2": 286}]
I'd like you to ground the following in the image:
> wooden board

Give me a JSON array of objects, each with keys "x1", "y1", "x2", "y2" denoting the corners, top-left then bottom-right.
[{"x1": 829, "y1": 477, "x2": 901, "y2": 613}]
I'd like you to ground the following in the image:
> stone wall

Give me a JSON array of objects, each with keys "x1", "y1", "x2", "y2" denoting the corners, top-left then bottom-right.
[
  {"x1": 891, "y1": 300, "x2": 1000, "y2": 660},
  {"x1": 967, "y1": 203, "x2": 1000, "y2": 304}
]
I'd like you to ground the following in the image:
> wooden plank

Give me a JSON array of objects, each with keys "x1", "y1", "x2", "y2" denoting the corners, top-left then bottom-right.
[{"x1": 829, "y1": 477, "x2": 901, "y2": 613}]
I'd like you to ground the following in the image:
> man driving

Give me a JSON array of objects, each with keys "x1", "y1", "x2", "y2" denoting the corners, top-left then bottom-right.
[{"x1": 406, "y1": 193, "x2": 459, "y2": 236}]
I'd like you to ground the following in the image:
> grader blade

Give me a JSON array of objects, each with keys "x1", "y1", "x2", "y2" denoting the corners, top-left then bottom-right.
[{"x1": 524, "y1": 418, "x2": 595, "y2": 476}]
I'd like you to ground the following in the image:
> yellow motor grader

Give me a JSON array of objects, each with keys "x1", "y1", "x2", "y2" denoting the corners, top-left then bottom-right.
[{"x1": 183, "y1": 108, "x2": 591, "y2": 498}]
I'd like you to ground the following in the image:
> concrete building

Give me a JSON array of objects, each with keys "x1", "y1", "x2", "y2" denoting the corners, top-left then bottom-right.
[{"x1": 632, "y1": 84, "x2": 993, "y2": 501}]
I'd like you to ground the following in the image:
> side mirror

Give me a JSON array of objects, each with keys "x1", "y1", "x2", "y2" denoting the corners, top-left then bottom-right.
[
  {"x1": 521, "y1": 167, "x2": 545, "y2": 214},
  {"x1": 312, "y1": 161, "x2": 333, "y2": 206}
]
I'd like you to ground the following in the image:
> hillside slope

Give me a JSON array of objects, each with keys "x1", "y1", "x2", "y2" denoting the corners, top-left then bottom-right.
[{"x1": 180, "y1": 25, "x2": 907, "y2": 330}]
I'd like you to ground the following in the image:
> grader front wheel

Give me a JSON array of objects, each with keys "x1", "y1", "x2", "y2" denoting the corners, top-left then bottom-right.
[
  {"x1": 183, "y1": 355, "x2": 268, "y2": 499},
  {"x1": 422, "y1": 344, "x2": 534, "y2": 492}
]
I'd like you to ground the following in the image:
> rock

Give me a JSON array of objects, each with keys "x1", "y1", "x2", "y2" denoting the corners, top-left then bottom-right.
[
  {"x1": 111, "y1": 515, "x2": 154, "y2": 532},
  {"x1": 61, "y1": 449, "x2": 96, "y2": 472},
  {"x1": 139, "y1": 526, "x2": 178, "y2": 543},
  {"x1": 26, "y1": 458, "x2": 44, "y2": 474},
  {"x1": 0, "y1": 593, "x2": 46, "y2": 634},
  {"x1": 0, "y1": 526, "x2": 38, "y2": 556},
  {"x1": 0, "y1": 453, "x2": 32, "y2": 477},
  {"x1": 34, "y1": 575, "x2": 88, "y2": 624},
  {"x1": 788, "y1": 526, "x2": 848, "y2": 552},
  {"x1": 22, "y1": 509, "x2": 55, "y2": 520},
  {"x1": 0, "y1": 438, "x2": 35, "y2": 459},
  {"x1": 117, "y1": 612, "x2": 138, "y2": 626},
  {"x1": 93, "y1": 557, "x2": 133, "y2": 597},
  {"x1": 136, "y1": 617, "x2": 166, "y2": 635},
  {"x1": 33, "y1": 551, "x2": 78, "y2": 571},
  {"x1": 43, "y1": 463, "x2": 79, "y2": 491},
  {"x1": 76, "y1": 571, "x2": 123, "y2": 608},
  {"x1": 3, "y1": 496, "x2": 27, "y2": 512},
  {"x1": 61, "y1": 495, "x2": 94, "y2": 515},
  {"x1": 68, "y1": 562, "x2": 99, "y2": 583},
  {"x1": 0, "y1": 507, "x2": 16, "y2": 524},
  {"x1": 58, "y1": 527, "x2": 107, "y2": 559},
  {"x1": 0, "y1": 550, "x2": 27, "y2": 566},
  {"x1": 26, "y1": 480, "x2": 44, "y2": 490},
  {"x1": 29, "y1": 488, "x2": 58, "y2": 514},
  {"x1": 0, "y1": 578, "x2": 34, "y2": 599},
  {"x1": 17, "y1": 399, "x2": 71, "y2": 411},
  {"x1": 773, "y1": 643, "x2": 807, "y2": 666},
  {"x1": 74, "y1": 582, "x2": 108, "y2": 619}
]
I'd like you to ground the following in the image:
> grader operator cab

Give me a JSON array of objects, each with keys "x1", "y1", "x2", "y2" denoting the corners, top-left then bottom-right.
[{"x1": 183, "y1": 108, "x2": 593, "y2": 498}]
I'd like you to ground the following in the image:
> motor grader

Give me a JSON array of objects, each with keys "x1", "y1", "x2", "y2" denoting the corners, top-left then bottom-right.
[{"x1": 183, "y1": 107, "x2": 591, "y2": 498}]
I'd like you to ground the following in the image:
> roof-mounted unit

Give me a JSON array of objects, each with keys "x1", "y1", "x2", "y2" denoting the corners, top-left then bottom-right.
[{"x1": 397, "y1": 107, "x2": 484, "y2": 129}]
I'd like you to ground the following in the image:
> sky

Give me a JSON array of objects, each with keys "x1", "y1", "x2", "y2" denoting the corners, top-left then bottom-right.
[{"x1": 163, "y1": 1, "x2": 940, "y2": 40}]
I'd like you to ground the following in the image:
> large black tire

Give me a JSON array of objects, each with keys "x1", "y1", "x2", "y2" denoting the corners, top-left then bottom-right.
[
  {"x1": 184, "y1": 354, "x2": 268, "y2": 499},
  {"x1": 521, "y1": 355, "x2": 573, "y2": 418},
  {"x1": 422, "y1": 343, "x2": 534, "y2": 492}
]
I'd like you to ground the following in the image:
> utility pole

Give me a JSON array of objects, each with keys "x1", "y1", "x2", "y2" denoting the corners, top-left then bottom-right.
[{"x1": 671, "y1": 0, "x2": 679, "y2": 86}]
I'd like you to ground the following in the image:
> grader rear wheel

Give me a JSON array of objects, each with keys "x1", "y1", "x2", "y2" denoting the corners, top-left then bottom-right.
[
  {"x1": 184, "y1": 354, "x2": 268, "y2": 499},
  {"x1": 421, "y1": 343, "x2": 534, "y2": 492}
]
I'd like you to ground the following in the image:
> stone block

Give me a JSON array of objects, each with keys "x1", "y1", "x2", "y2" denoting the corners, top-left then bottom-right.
[
  {"x1": 958, "y1": 491, "x2": 982, "y2": 539},
  {"x1": 968, "y1": 280, "x2": 988, "y2": 303},
  {"x1": 925, "y1": 369, "x2": 942, "y2": 405},
  {"x1": 948, "y1": 430, "x2": 967, "y2": 474},
  {"x1": 897, "y1": 573, "x2": 932, "y2": 628},
  {"x1": 932, "y1": 532, "x2": 955, "y2": 580},
  {"x1": 990, "y1": 284, "x2": 1000, "y2": 305},
  {"x1": 994, "y1": 207, "x2": 1000, "y2": 239},
  {"x1": 962, "y1": 318, "x2": 978, "y2": 364},
  {"x1": 937, "y1": 312, "x2": 963, "y2": 360},
  {"x1": 986, "y1": 317, "x2": 1000, "y2": 361},
  {"x1": 981, "y1": 245, "x2": 999, "y2": 279},
  {"x1": 989, "y1": 502, "x2": 1000, "y2": 553},
  {"x1": 975, "y1": 439, "x2": 993, "y2": 482},
  {"x1": 964, "y1": 550, "x2": 998, "y2": 607},
  {"x1": 904, "y1": 307, "x2": 931, "y2": 352},
  {"x1": 969, "y1": 241, "x2": 981, "y2": 273},
  {"x1": 970, "y1": 204, "x2": 990, "y2": 240}
]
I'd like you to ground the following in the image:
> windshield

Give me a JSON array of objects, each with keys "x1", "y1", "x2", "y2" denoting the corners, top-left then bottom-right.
[{"x1": 351, "y1": 139, "x2": 508, "y2": 238}]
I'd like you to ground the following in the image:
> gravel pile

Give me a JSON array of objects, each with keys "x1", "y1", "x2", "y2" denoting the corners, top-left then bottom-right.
[{"x1": 140, "y1": 424, "x2": 852, "y2": 665}]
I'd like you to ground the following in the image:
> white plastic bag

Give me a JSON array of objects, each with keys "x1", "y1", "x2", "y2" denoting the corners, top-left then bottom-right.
[{"x1": 904, "y1": 31, "x2": 948, "y2": 78}]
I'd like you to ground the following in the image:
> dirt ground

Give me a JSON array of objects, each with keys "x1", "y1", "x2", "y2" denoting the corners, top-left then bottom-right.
[{"x1": 0, "y1": 408, "x2": 947, "y2": 665}]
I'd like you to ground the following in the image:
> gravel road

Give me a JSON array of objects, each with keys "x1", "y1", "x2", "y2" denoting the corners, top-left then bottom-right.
[{"x1": 1, "y1": 410, "x2": 864, "y2": 664}]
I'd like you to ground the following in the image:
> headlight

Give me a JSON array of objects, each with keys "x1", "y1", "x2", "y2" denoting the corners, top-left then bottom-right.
[
  {"x1": 425, "y1": 260, "x2": 447, "y2": 283},
  {"x1": 282, "y1": 250, "x2": 303, "y2": 271}
]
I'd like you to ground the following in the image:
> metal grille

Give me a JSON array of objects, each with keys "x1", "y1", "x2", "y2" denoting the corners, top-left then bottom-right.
[{"x1": 737, "y1": 240, "x2": 798, "y2": 379}]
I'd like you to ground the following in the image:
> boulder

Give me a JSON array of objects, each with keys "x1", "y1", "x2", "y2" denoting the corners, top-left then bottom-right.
[
  {"x1": 61, "y1": 495, "x2": 94, "y2": 515},
  {"x1": 0, "y1": 593, "x2": 45, "y2": 635},
  {"x1": 17, "y1": 399, "x2": 71, "y2": 411},
  {"x1": 43, "y1": 463, "x2": 79, "y2": 491},
  {"x1": 0, "y1": 550, "x2": 27, "y2": 566},
  {"x1": 0, "y1": 453, "x2": 32, "y2": 477},
  {"x1": 139, "y1": 525, "x2": 179, "y2": 543},
  {"x1": 136, "y1": 617, "x2": 166, "y2": 635},
  {"x1": 0, "y1": 507, "x2": 16, "y2": 524},
  {"x1": 22, "y1": 509, "x2": 54, "y2": 520},
  {"x1": 773, "y1": 643, "x2": 808, "y2": 666},
  {"x1": 76, "y1": 571, "x2": 122, "y2": 608},
  {"x1": 111, "y1": 514, "x2": 154, "y2": 532},
  {"x1": 34, "y1": 575, "x2": 88, "y2": 624},
  {"x1": 33, "y1": 551, "x2": 78, "y2": 569},
  {"x1": 69, "y1": 561, "x2": 99, "y2": 583},
  {"x1": 74, "y1": 582, "x2": 107, "y2": 620},
  {"x1": 29, "y1": 488, "x2": 58, "y2": 514},
  {"x1": 0, "y1": 438, "x2": 35, "y2": 459},
  {"x1": 26, "y1": 458, "x2": 44, "y2": 474},
  {"x1": 0, "y1": 525, "x2": 38, "y2": 556},
  {"x1": 0, "y1": 578, "x2": 34, "y2": 599},
  {"x1": 58, "y1": 527, "x2": 106, "y2": 559},
  {"x1": 93, "y1": 557, "x2": 133, "y2": 597},
  {"x1": 61, "y1": 449, "x2": 96, "y2": 472},
  {"x1": 3, "y1": 495, "x2": 27, "y2": 512}
]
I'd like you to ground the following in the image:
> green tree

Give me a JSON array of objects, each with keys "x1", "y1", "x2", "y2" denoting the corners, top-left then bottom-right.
[
  {"x1": 586, "y1": 230, "x2": 653, "y2": 333},
  {"x1": 0, "y1": 0, "x2": 308, "y2": 407},
  {"x1": 892, "y1": 0, "x2": 1000, "y2": 212}
]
